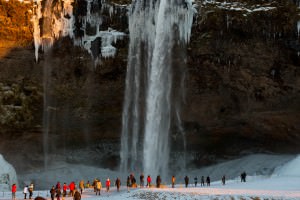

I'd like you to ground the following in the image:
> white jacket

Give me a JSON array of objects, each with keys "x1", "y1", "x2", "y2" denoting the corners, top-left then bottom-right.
[{"x1": 23, "y1": 186, "x2": 29, "y2": 194}]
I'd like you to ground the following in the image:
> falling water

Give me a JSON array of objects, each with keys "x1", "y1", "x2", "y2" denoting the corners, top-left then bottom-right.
[{"x1": 120, "y1": 0, "x2": 196, "y2": 176}]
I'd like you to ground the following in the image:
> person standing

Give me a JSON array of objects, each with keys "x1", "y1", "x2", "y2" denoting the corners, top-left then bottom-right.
[
  {"x1": 222, "y1": 175, "x2": 226, "y2": 185},
  {"x1": 62, "y1": 183, "x2": 67, "y2": 199},
  {"x1": 96, "y1": 180, "x2": 102, "y2": 195},
  {"x1": 171, "y1": 176, "x2": 176, "y2": 188},
  {"x1": 140, "y1": 174, "x2": 144, "y2": 188},
  {"x1": 241, "y1": 171, "x2": 247, "y2": 182},
  {"x1": 23, "y1": 185, "x2": 29, "y2": 199},
  {"x1": 12, "y1": 184, "x2": 17, "y2": 200},
  {"x1": 194, "y1": 176, "x2": 198, "y2": 187},
  {"x1": 156, "y1": 175, "x2": 161, "y2": 188},
  {"x1": 79, "y1": 180, "x2": 84, "y2": 194},
  {"x1": 184, "y1": 176, "x2": 189, "y2": 188},
  {"x1": 28, "y1": 183, "x2": 34, "y2": 199},
  {"x1": 85, "y1": 181, "x2": 90, "y2": 188},
  {"x1": 206, "y1": 176, "x2": 210, "y2": 186},
  {"x1": 201, "y1": 176, "x2": 205, "y2": 187},
  {"x1": 126, "y1": 176, "x2": 130, "y2": 192},
  {"x1": 105, "y1": 178, "x2": 111, "y2": 192},
  {"x1": 56, "y1": 187, "x2": 61, "y2": 200},
  {"x1": 115, "y1": 177, "x2": 121, "y2": 192},
  {"x1": 55, "y1": 182, "x2": 61, "y2": 190},
  {"x1": 69, "y1": 182, "x2": 75, "y2": 196},
  {"x1": 50, "y1": 186, "x2": 55, "y2": 200},
  {"x1": 147, "y1": 175, "x2": 151, "y2": 187}
]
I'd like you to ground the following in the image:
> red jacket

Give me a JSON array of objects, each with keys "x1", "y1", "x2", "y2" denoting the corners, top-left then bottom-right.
[
  {"x1": 106, "y1": 179, "x2": 110, "y2": 187},
  {"x1": 63, "y1": 184, "x2": 68, "y2": 191},
  {"x1": 69, "y1": 182, "x2": 75, "y2": 190},
  {"x1": 12, "y1": 184, "x2": 17, "y2": 193},
  {"x1": 147, "y1": 176, "x2": 151, "y2": 183}
]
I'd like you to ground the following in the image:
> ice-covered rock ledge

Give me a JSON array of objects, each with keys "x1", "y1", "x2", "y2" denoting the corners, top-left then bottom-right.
[{"x1": 0, "y1": 154, "x2": 18, "y2": 191}]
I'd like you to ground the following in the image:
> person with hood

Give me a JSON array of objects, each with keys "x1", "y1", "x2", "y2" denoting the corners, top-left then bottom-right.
[
  {"x1": 105, "y1": 178, "x2": 111, "y2": 192},
  {"x1": 50, "y1": 186, "x2": 55, "y2": 200},
  {"x1": 12, "y1": 184, "x2": 17, "y2": 200},
  {"x1": 24, "y1": 185, "x2": 29, "y2": 199},
  {"x1": 73, "y1": 190, "x2": 81, "y2": 200}
]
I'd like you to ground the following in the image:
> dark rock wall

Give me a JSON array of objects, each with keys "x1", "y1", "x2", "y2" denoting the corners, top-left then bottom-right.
[
  {"x1": 0, "y1": 0, "x2": 299, "y2": 172},
  {"x1": 182, "y1": 0, "x2": 300, "y2": 166}
]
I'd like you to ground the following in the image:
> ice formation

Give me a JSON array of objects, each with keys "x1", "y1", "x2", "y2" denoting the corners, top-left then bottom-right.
[
  {"x1": 31, "y1": 0, "x2": 125, "y2": 63},
  {"x1": 0, "y1": 154, "x2": 18, "y2": 191}
]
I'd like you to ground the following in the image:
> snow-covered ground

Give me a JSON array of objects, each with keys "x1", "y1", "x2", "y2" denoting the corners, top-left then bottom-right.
[
  {"x1": 0, "y1": 175, "x2": 300, "y2": 200},
  {"x1": 1, "y1": 154, "x2": 300, "y2": 200}
]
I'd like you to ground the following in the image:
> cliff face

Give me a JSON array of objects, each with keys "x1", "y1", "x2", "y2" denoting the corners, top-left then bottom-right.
[
  {"x1": 182, "y1": 0, "x2": 300, "y2": 166},
  {"x1": 0, "y1": 0, "x2": 299, "y2": 173}
]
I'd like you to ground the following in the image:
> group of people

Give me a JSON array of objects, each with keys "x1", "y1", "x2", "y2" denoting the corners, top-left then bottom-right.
[
  {"x1": 11, "y1": 183, "x2": 34, "y2": 200},
  {"x1": 184, "y1": 175, "x2": 211, "y2": 187},
  {"x1": 49, "y1": 181, "x2": 78, "y2": 200},
  {"x1": 126, "y1": 174, "x2": 216, "y2": 189},
  {"x1": 11, "y1": 172, "x2": 247, "y2": 200},
  {"x1": 22, "y1": 184, "x2": 34, "y2": 199}
]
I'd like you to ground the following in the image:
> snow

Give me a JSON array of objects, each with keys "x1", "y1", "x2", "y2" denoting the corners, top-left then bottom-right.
[
  {"x1": 203, "y1": 0, "x2": 277, "y2": 14},
  {"x1": 1, "y1": 174, "x2": 300, "y2": 200},
  {"x1": 0, "y1": 155, "x2": 18, "y2": 191},
  {"x1": 273, "y1": 155, "x2": 300, "y2": 177},
  {"x1": 2, "y1": 154, "x2": 300, "y2": 199}
]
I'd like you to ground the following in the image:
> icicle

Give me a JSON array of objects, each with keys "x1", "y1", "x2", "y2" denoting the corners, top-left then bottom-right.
[
  {"x1": 31, "y1": 0, "x2": 125, "y2": 63},
  {"x1": 297, "y1": 21, "x2": 300, "y2": 37},
  {"x1": 31, "y1": 0, "x2": 42, "y2": 62}
]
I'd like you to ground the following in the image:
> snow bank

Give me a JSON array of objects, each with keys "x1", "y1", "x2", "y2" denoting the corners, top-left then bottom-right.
[
  {"x1": 18, "y1": 162, "x2": 123, "y2": 190},
  {"x1": 187, "y1": 154, "x2": 295, "y2": 183},
  {"x1": 272, "y1": 154, "x2": 300, "y2": 177},
  {"x1": 0, "y1": 154, "x2": 18, "y2": 191}
]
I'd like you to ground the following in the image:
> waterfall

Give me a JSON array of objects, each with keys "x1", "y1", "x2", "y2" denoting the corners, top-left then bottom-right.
[{"x1": 120, "y1": 0, "x2": 196, "y2": 176}]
